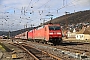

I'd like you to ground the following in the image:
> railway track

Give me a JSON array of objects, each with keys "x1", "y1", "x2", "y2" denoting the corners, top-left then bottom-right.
[
  {"x1": 10, "y1": 42, "x2": 62, "y2": 60},
  {"x1": 27, "y1": 41, "x2": 90, "y2": 60},
  {"x1": 55, "y1": 45, "x2": 90, "y2": 55},
  {"x1": 8, "y1": 39, "x2": 90, "y2": 60}
]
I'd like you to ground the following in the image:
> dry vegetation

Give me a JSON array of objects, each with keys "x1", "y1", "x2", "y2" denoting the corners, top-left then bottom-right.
[{"x1": 49, "y1": 10, "x2": 90, "y2": 25}]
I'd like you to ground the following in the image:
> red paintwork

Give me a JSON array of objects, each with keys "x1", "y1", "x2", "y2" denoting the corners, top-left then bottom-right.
[
  {"x1": 28, "y1": 24, "x2": 62, "y2": 42},
  {"x1": 28, "y1": 30, "x2": 34, "y2": 39},
  {"x1": 15, "y1": 24, "x2": 62, "y2": 43}
]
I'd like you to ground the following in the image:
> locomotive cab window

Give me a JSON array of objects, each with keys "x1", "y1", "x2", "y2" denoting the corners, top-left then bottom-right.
[{"x1": 49, "y1": 26, "x2": 60, "y2": 30}]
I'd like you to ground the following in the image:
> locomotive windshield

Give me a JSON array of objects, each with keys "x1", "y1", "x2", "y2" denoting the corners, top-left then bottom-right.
[{"x1": 49, "y1": 26, "x2": 60, "y2": 30}]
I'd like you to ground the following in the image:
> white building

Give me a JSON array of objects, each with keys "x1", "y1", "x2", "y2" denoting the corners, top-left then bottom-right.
[
  {"x1": 67, "y1": 31, "x2": 76, "y2": 38},
  {"x1": 76, "y1": 26, "x2": 90, "y2": 40}
]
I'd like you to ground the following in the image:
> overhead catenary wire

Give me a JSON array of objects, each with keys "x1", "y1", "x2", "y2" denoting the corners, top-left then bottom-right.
[
  {"x1": 26, "y1": 0, "x2": 40, "y2": 11},
  {"x1": 45, "y1": 0, "x2": 82, "y2": 15},
  {"x1": 0, "y1": 0, "x2": 88, "y2": 31},
  {"x1": 0, "y1": 0, "x2": 80, "y2": 19},
  {"x1": 31, "y1": 0, "x2": 40, "y2": 7},
  {"x1": 37, "y1": 0, "x2": 51, "y2": 9},
  {"x1": 57, "y1": 0, "x2": 81, "y2": 11},
  {"x1": 0, "y1": 0, "x2": 80, "y2": 16},
  {"x1": 26, "y1": 0, "x2": 32, "y2": 11},
  {"x1": 0, "y1": 0, "x2": 81, "y2": 19}
]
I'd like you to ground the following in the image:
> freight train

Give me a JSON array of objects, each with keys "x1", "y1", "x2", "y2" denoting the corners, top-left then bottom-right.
[{"x1": 15, "y1": 23, "x2": 63, "y2": 45}]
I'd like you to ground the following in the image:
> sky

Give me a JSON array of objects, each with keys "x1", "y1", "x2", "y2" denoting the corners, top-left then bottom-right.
[{"x1": 0, "y1": 0, "x2": 90, "y2": 31}]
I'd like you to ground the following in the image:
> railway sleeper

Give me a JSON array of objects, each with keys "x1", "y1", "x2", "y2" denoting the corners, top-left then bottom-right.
[
  {"x1": 35, "y1": 54, "x2": 55, "y2": 60},
  {"x1": 39, "y1": 57, "x2": 55, "y2": 60}
]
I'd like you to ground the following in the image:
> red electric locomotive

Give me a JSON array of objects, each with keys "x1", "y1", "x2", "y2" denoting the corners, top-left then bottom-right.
[{"x1": 28, "y1": 23, "x2": 62, "y2": 45}]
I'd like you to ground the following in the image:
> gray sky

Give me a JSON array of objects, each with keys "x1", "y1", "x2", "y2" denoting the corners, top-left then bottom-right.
[{"x1": 0, "y1": 0, "x2": 90, "y2": 31}]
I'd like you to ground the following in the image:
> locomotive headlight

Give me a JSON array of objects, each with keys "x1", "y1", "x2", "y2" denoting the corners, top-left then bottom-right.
[
  {"x1": 49, "y1": 33, "x2": 53, "y2": 34},
  {"x1": 57, "y1": 33, "x2": 61, "y2": 34}
]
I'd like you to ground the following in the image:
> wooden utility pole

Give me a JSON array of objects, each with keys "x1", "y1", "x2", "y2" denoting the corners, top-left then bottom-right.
[{"x1": 65, "y1": 11, "x2": 70, "y2": 28}]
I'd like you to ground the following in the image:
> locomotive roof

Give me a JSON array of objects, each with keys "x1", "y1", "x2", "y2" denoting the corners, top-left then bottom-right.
[{"x1": 32, "y1": 23, "x2": 60, "y2": 29}]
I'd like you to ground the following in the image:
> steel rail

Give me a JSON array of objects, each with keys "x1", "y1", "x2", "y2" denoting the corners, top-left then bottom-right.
[
  {"x1": 9, "y1": 43, "x2": 39, "y2": 60},
  {"x1": 9, "y1": 42, "x2": 62, "y2": 60},
  {"x1": 20, "y1": 44, "x2": 39, "y2": 60},
  {"x1": 22, "y1": 43, "x2": 62, "y2": 60}
]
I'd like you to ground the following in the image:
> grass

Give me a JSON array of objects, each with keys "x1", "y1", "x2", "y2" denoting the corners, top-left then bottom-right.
[
  {"x1": 0, "y1": 45, "x2": 6, "y2": 51},
  {"x1": 0, "y1": 43, "x2": 12, "y2": 52}
]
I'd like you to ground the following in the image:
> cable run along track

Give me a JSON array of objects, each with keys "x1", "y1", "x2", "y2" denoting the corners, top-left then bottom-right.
[{"x1": 10, "y1": 42, "x2": 62, "y2": 60}]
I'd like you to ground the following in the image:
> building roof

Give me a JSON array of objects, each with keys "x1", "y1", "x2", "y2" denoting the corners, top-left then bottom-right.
[
  {"x1": 86, "y1": 26, "x2": 90, "y2": 32},
  {"x1": 76, "y1": 26, "x2": 90, "y2": 34}
]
